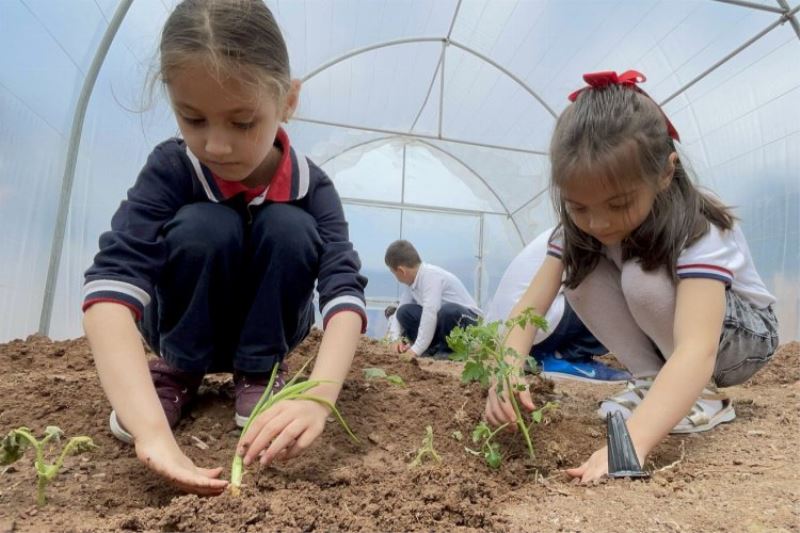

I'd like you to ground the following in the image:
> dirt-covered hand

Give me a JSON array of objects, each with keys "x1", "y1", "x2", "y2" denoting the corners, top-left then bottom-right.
[
  {"x1": 485, "y1": 375, "x2": 535, "y2": 429},
  {"x1": 392, "y1": 342, "x2": 409, "y2": 354},
  {"x1": 566, "y1": 446, "x2": 609, "y2": 483},
  {"x1": 135, "y1": 434, "x2": 227, "y2": 495},
  {"x1": 237, "y1": 399, "x2": 329, "y2": 467}
]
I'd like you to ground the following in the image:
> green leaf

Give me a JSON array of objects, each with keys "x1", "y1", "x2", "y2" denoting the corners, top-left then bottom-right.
[
  {"x1": 385, "y1": 375, "x2": 406, "y2": 386},
  {"x1": 485, "y1": 447, "x2": 503, "y2": 469},
  {"x1": 363, "y1": 367, "x2": 388, "y2": 379},
  {"x1": 44, "y1": 427, "x2": 63, "y2": 440},
  {"x1": 461, "y1": 360, "x2": 487, "y2": 384},
  {"x1": 532, "y1": 410, "x2": 543, "y2": 424},
  {"x1": 0, "y1": 430, "x2": 32, "y2": 466},
  {"x1": 471, "y1": 421, "x2": 491, "y2": 444}
]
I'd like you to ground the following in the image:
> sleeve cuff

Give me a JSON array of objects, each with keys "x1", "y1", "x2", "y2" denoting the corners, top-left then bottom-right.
[
  {"x1": 321, "y1": 295, "x2": 368, "y2": 334},
  {"x1": 82, "y1": 279, "x2": 150, "y2": 321}
]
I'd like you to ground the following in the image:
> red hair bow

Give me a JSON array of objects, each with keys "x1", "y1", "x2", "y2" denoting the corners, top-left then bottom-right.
[{"x1": 568, "y1": 69, "x2": 680, "y2": 142}]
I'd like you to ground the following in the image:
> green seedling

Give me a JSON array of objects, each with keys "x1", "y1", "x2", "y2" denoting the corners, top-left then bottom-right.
[
  {"x1": 466, "y1": 421, "x2": 507, "y2": 469},
  {"x1": 363, "y1": 367, "x2": 406, "y2": 387},
  {"x1": 447, "y1": 308, "x2": 549, "y2": 460},
  {"x1": 0, "y1": 426, "x2": 96, "y2": 506},
  {"x1": 409, "y1": 425, "x2": 441, "y2": 468},
  {"x1": 466, "y1": 403, "x2": 558, "y2": 469},
  {"x1": 230, "y1": 359, "x2": 359, "y2": 495}
]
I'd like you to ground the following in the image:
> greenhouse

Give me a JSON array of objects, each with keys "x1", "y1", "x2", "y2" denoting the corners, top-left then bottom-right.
[{"x1": 0, "y1": 0, "x2": 798, "y2": 531}]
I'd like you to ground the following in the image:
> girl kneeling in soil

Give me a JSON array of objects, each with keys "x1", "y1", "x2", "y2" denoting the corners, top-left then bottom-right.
[
  {"x1": 83, "y1": 0, "x2": 367, "y2": 495},
  {"x1": 486, "y1": 70, "x2": 779, "y2": 483}
]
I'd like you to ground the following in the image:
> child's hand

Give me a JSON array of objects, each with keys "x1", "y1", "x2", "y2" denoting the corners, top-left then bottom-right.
[
  {"x1": 134, "y1": 433, "x2": 228, "y2": 495},
  {"x1": 566, "y1": 446, "x2": 608, "y2": 483},
  {"x1": 485, "y1": 375, "x2": 535, "y2": 428},
  {"x1": 392, "y1": 342, "x2": 410, "y2": 354},
  {"x1": 567, "y1": 444, "x2": 646, "y2": 483},
  {"x1": 237, "y1": 399, "x2": 330, "y2": 467}
]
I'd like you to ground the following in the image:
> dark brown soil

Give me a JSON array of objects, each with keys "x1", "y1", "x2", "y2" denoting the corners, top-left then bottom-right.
[{"x1": 0, "y1": 332, "x2": 797, "y2": 532}]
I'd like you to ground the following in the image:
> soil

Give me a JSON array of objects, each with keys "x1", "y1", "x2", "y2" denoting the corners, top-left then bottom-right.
[{"x1": 0, "y1": 332, "x2": 797, "y2": 533}]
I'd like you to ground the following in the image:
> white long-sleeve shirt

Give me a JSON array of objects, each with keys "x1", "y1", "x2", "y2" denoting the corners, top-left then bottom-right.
[
  {"x1": 486, "y1": 226, "x2": 564, "y2": 344},
  {"x1": 399, "y1": 263, "x2": 482, "y2": 355}
]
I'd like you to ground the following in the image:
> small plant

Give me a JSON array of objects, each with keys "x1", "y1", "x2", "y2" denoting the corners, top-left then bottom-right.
[
  {"x1": 466, "y1": 403, "x2": 558, "y2": 469},
  {"x1": 408, "y1": 425, "x2": 441, "y2": 468},
  {"x1": 230, "y1": 359, "x2": 359, "y2": 495},
  {"x1": 0, "y1": 426, "x2": 96, "y2": 506},
  {"x1": 363, "y1": 367, "x2": 406, "y2": 386},
  {"x1": 447, "y1": 308, "x2": 548, "y2": 460},
  {"x1": 466, "y1": 421, "x2": 507, "y2": 469}
]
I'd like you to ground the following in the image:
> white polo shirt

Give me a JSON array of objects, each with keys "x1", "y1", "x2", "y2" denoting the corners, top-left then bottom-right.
[{"x1": 547, "y1": 223, "x2": 775, "y2": 309}]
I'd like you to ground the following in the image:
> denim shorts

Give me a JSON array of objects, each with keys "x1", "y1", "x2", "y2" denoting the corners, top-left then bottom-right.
[{"x1": 713, "y1": 289, "x2": 779, "y2": 387}]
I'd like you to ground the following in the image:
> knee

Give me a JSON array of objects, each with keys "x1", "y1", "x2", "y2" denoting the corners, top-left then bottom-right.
[
  {"x1": 166, "y1": 203, "x2": 243, "y2": 258},
  {"x1": 620, "y1": 263, "x2": 675, "y2": 316},
  {"x1": 396, "y1": 304, "x2": 419, "y2": 326},
  {"x1": 252, "y1": 204, "x2": 320, "y2": 257}
]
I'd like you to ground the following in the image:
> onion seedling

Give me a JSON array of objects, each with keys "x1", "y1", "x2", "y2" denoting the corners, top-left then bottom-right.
[{"x1": 230, "y1": 359, "x2": 359, "y2": 495}]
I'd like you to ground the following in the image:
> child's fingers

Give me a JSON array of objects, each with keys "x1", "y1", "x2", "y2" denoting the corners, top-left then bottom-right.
[
  {"x1": 242, "y1": 411, "x2": 293, "y2": 465},
  {"x1": 198, "y1": 466, "x2": 224, "y2": 479},
  {"x1": 518, "y1": 388, "x2": 536, "y2": 412},
  {"x1": 260, "y1": 420, "x2": 306, "y2": 466},
  {"x1": 283, "y1": 426, "x2": 319, "y2": 460}
]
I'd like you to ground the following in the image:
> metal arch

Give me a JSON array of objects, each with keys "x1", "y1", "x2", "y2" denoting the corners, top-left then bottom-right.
[
  {"x1": 662, "y1": 2, "x2": 800, "y2": 105},
  {"x1": 776, "y1": 0, "x2": 800, "y2": 40},
  {"x1": 301, "y1": 36, "x2": 557, "y2": 119},
  {"x1": 39, "y1": 0, "x2": 134, "y2": 335},
  {"x1": 316, "y1": 135, "x2": 526, "y2": 245}
]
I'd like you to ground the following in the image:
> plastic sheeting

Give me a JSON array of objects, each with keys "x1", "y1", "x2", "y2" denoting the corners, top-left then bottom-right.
[{"x1": 0, "y1": 0, "x2": 797, "y2": 342}]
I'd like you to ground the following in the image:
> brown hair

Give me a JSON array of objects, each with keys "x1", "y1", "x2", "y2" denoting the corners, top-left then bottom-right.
[
  {"x1": 158, "y1": 0, "x2": 291, "y2": 100},
  {"x1": 385, "y1": 240, "x2": 422, "y2": 269},
  {"x1": 550, "y1": 84, "x2": 734, "y2": 288}
]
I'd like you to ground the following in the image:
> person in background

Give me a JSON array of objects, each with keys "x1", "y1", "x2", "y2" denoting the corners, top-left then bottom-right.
[{"x1": 384, "y1": 240, "x2": 481, "y2": 359}]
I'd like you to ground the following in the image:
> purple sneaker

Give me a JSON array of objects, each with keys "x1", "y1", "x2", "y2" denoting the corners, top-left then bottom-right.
[
  {"x1": 109, "y1": 358, "x2": 204, "y2": 444},
  {"x1": 234, "y1": 362, "x2": 288, "y2": 428}
]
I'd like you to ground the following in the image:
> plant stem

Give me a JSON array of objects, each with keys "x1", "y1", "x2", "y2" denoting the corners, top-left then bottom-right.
[
  {"x1": 504, "y1": 375, "x2": 535, "y2": 459},
  {"x1": 230, "y1": 455, "x2": 243, "y2": 495},
  {"x1": 36, "y1": 476, "x2": 47, "y2": 506}
]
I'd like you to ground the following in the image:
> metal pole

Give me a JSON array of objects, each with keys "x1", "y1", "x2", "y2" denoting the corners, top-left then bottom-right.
[
  {"x1": 476, "y1": 214, "x2": 485, "y2": 307},
  {"x1": 39, "y1": 0, "x2": 134, "y2": 335},
  {"x1": 438, "y1": 42, "x2": 446, "y2": 139},
  {"x1": 400, "y1": 144, "x2": 406, "y2": 237},
  {"x1": 712, "y1": 0, "x2": 785, "y2": 13},
  {"x1": 776, "y1": 0, "x2": 800, "y2": 40},
  {"x1": 660, "y1": 5, "x2": 800, "y2": 106},
  {"x1": 293, "y1": 116, "x2": 547, "y2": 155}
]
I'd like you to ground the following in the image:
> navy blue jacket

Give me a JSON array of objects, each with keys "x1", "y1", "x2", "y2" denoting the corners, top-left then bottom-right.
[{"x1": 83, "y1": 134, "x2": 368, "y2": 332}]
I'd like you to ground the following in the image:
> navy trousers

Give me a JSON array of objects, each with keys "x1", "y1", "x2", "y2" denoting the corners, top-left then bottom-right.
[
  {"x1": 140, "y1": 202, "x2": 318, "y2": 374},
  {"x1": 396, "y1": 302, "x2": 479, "y2": 355}
]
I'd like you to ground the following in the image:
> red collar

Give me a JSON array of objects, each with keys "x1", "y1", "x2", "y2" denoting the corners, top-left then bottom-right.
[{"x1": 212, "y1": 128, "x2": 294, "y2": 203}]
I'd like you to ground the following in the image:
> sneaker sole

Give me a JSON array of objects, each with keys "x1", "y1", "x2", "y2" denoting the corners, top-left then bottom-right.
[
  {"x1": 595, "y1": 402, "x2": 737, "y2": 434},
  {"x1": 234, "y1": 413, "x2": 248, "y2": 429},
  {"x1": 670, "y1": 405, "x2": 736, "y2": 434},
  {"x1": 541, "y1": 370, "x2": 630, "y2": 385},
  {"x1": 109, "y1": 411, "x2": 134, "y2": 445}
]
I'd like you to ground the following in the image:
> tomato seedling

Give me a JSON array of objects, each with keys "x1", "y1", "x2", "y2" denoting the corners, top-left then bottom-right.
[{"x1": 0, "y1": 426, "x2": 96, "y2": 506}]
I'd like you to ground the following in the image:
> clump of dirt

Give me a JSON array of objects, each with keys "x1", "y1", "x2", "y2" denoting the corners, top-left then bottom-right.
[{"x1": 0, "y1": 333, "x2": 797, "y2": 532}]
